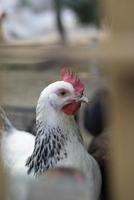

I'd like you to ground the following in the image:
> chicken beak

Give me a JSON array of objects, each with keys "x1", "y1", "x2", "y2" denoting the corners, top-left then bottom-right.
[
  {"x1": 68, "y1": 94, "x2": 88, "y2": 104},
  {"x1": 79, "y1": 95, "x2": 89, "y2": 104}
]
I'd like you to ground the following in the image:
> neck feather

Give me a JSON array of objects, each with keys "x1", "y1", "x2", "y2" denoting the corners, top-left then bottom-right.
[{"x1": 26, "y1": 103, "x2": 83, "y2": 176}]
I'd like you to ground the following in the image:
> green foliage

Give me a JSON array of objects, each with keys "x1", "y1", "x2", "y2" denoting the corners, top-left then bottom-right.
[{"x1": 63, "y1": 0, "x2": 100, "y2": 26}]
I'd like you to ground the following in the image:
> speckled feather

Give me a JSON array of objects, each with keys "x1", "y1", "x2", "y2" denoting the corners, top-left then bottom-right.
[{"x1": 26, "y1": 124, "x2": 68, "y2": 175}]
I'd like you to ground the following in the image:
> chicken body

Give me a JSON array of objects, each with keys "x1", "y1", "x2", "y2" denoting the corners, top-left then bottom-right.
[
  {"x1": 0, "y1": 108, "x2": 35, "y2": 177},
  {"x1": 26, "y1": 78, "x2": 102, "y2": 200},
  {"x1": 53, "y1": 118, "x2": 101, "y2": 200},
  {"x1": 0, "y1": 70, "x2": 101, "y2": 199}
]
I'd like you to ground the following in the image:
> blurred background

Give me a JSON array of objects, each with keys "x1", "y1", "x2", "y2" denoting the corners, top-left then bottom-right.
[
  {"x1": 0, "y1": 0, "x2": 108, "y2": 139},
  {"x1": 0, "y1": 0, "x2": 102, "y2": 42},
  {"x1": 0, "y1": 0, "x2": 134, "y2": 200}
]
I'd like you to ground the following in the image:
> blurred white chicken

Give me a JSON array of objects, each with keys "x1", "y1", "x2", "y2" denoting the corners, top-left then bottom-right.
[
  {"x1": 0, "y1": 69, "x2": 101, "y2": 200},
  {"x1": 26, "y1": 69, "x2": 101, "y2": 200},
  {"x1": 0, "y1": 107, "x2": 35, "y2": 177}
]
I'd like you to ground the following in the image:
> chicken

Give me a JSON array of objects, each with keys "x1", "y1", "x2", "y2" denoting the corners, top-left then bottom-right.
[
  {"x1": 0, "y1": 107, "x2": 35, "y2": 177},
  {"x1": 83, "y1": 89, "x2": 110, "y2": 200},
  {"x1": 83, "y1": 89, "x2": 108, "y2": 137},
  {"x1": 26, "y1": 69, "x2": 101, "y2": 200},
  {"x1": 89, "y1": 132, "x2": 109, "y2": 200}
]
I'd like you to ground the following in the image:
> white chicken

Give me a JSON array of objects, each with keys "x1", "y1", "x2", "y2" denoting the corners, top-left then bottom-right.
[
  {"x1": 0, "y1": 69, "x2": 101, "y2": 200},
  {"x1": 0, "y1": 107, "x2": 35, "y2": 177},
  {"x1": 26, "y1": 69, "x2": 102, "y2": 200}
]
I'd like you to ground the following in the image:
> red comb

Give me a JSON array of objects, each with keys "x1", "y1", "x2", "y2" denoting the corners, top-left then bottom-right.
[{"x1": 60, "y1": 68, "x2": 84, "y2": 93}]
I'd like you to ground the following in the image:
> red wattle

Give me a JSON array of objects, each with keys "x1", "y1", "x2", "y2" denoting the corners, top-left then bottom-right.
[{"x1": 62, "y1": 102, "x2": 81, "y2": 115}]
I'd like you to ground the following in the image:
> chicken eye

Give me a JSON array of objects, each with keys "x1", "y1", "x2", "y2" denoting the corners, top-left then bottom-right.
[
  {"x1": 57, "y1": 89, "x2": 69, "y2": 97},
  {"x1": 60, "y1": 91, "x2": 66, "y2": 96}
]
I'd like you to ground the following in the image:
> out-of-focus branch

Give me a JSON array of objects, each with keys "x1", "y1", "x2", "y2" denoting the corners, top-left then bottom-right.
[{"x1": 53, "y1": 0, "x2": 66, "y2": 43}]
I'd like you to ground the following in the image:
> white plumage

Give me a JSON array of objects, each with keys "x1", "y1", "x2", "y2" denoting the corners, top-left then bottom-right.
[
  {"x1": 26, "y1": 72, "x2": 102, "y2": 200},
  {"x1": 1, "y1": 70, "x2": 101, "y2": 200},
  {"x1": 0, "y1": 107, "x2": 35, "y2": 177}
]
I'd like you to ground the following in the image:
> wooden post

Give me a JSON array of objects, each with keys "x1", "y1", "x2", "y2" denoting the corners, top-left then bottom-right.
[
  {"x1": 99, "y1": 0, "x2": 134, "y2": 199},
  {"x1": 110, "y1": 66, "x2": 134, "y2": 200},
  {"x1": 103, "y1": 0, "x2": 134, "y2": 33}
]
